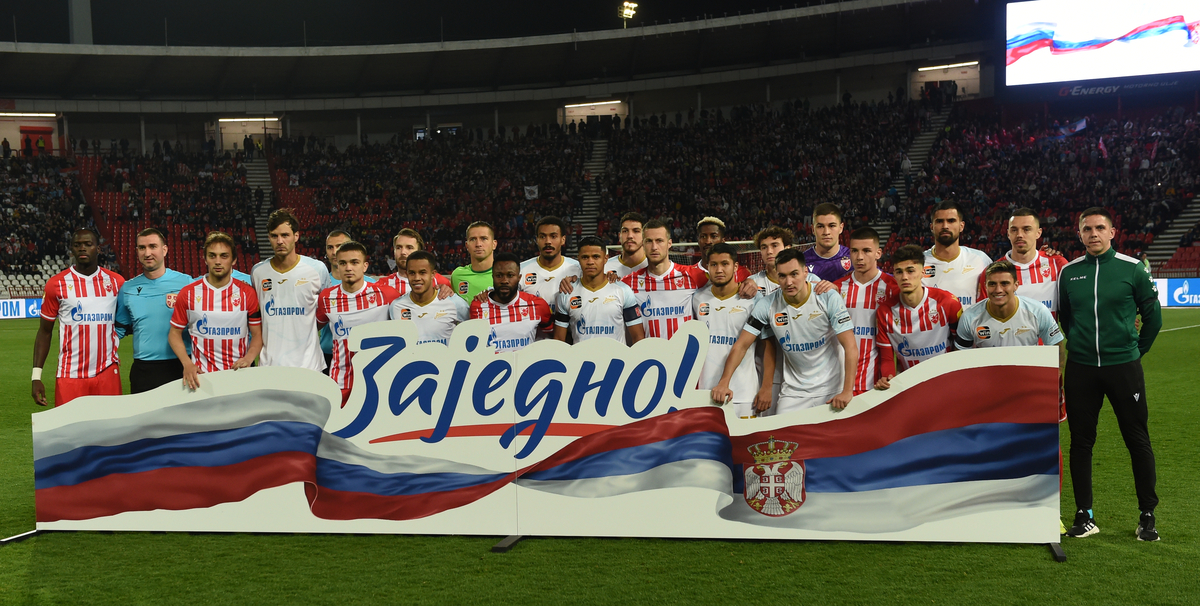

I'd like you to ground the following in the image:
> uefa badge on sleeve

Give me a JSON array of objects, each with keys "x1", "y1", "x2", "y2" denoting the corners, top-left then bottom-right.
[{"x1": 744, "y1": 436, "x2": 805, "y2": 517}]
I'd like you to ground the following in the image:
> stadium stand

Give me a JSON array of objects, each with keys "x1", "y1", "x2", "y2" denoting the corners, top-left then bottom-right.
[{"x1": 1, "y1": 155, "x2": 89, "y2": 298}]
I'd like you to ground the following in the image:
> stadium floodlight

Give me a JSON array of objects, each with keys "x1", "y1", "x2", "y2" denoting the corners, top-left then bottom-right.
[
  {"x1": 217, "y1": 117, "x2": 280, "y2": 122},
  {"x1": 0, "y1": 112, "x2": 57, "y2": 118},
  {"x1": 917, "y1": 61, "x2": 979, "y2": 72},
  {"x1": 619, "y1": 2, "x2": 638, "y2": 28},
  {"x1": 564, "y1": 100, "x2": 621, "y2": 108}
]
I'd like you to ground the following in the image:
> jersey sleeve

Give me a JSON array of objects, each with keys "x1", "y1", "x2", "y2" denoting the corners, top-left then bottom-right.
[
  {"x1": 170, "y1": 285, "x2": 190, "y2": 329},
  {"x1": 244, "y1": 284, "x2": 262, "y2": 325},
  {"x1": 822, "y1": 291, "x2": 854, "y2": 334},
  {"x1": 554, "y1": 291, "x2": 572, "y2": 327},
  {"x1": 40, "y1": 278, "x2": 60, "y2": 321},
  {"x1": 469, "y1": 299, "x2": 483, "y2": 320},
  {"x1": 744, "y1": 296, "x2": 771, "y2": 337},
  {"x1": 434, "y1": 273, "x2": 451, "y2": 287},
  {"x1": 315, "y1": 289, "x2": 331, "y2": 326},
  {"x1": 115, "y1": 285, "x2": 131, "y2": 326},
  {"x1": 975, "y1": 270, "x2": 987, "y2": 305},
  {"x1": 1033, "y1": 299, "x2": 1063, "y2": 346},
  {"x1": 454, "y1": 296, "x2": 471, "y2": 321},
  {"x1": 952, "y1": 306, "x2": 977, "y2": 349},
  {"x1": 620, "y1": 284, "x2": 643, "y2": 326},
  {"x1": 377, "y1": 285, "x2": 401, "y2": 305},
  {"x1": 1132, "y1": 263, "x2": 1162, "y2": 356},
  {"x1": 535, "y1": 298, "x2": 553, "y2": 333},
  {"x1": 318, "y1": 262, "x2": 333, "y2": 290},
  {"x1": 875, "y1": 306, "x2": 893, "y2": 349}
]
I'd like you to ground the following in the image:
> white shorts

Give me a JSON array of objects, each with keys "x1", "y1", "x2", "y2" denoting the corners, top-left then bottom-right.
[
  {"x1": 775, "y1": 393, "x2": 837, "y2": 415},
  {"x1": 727, "y1": 400, "x2": 758, "y2": 419}
]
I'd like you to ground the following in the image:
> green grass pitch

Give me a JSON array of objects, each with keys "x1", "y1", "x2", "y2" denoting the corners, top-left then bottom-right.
[{"x1": 2, "y1": 312, "x2": 1198, "y2": 604}]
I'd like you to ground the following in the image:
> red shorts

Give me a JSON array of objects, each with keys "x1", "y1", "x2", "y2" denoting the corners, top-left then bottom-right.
[
  {"x1": 55, "y1": 364, "x2": 122, "y2": 406},
  {"x1": 340, "y1": 388, "x2": 352, "y2": 408}
]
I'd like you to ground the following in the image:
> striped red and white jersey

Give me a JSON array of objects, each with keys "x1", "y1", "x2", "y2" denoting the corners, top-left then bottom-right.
[
  {"x1": 1001, "y1": 250, "x2": 1068, "y2": 315},
  {"x1": 41, "y1": 267, "x2": 124, "y2": 379},
  {"x1": 622, "y1": 262, "x2": 708, "y2": 339},
  {"x1": 876, "y1": 287, "x2": 962, "y2": 372},
  {"x1": 171, "y1": 277, "x2": 261, "y2": 374},
  {"x1": 470, "y1": 291, "x2": 553, "y2": 353},
  {"x1": 378, "y1": 272, "x2": 450, "y2": 297},
  {"x1": 315, "y1": 282, "x2": 400, "y2": 391},
  {"x1": 834, "y1": 271, "x2": 900, "y2": 394}
]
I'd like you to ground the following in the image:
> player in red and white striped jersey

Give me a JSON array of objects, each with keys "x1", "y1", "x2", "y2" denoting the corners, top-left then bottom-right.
[
  {"x1": 833, "y1": 227, "x2": 899, "y2": 395},
  {"x1": 169, "y1": 232, "x2": 262, "y2": 390},
  {"x1": 976, "y1": 208, "x2": 1068, "y2": 315},
  {"x1": 694, "y1": 217, "x2": 753, "y2": 282},
  {"x1": 471, "y1": 252, "x2": 552, "y2": 353},
  {"x1": 378, "y1": 228, "x2": 452, "y2": 297},
  {"x1": 316, "y1": 241, "x2": 400, "y2": 406},
  {"x1": 875, "y1": 245, "x2": 963, "y2": 390},
  {"x1": 622, "y1": 218, "x2": 708, "y2": 339},
  {"x1": 33, "y1": 228, "x2": 125, "y2": 406}
]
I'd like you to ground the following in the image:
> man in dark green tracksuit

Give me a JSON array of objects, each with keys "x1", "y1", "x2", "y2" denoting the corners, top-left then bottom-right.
[{"x1": 1059, "y1": 207, "x2": 1163, "y2": 541}]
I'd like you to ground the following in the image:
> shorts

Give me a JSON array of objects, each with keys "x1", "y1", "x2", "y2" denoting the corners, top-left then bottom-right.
[
  {"x1": 775, "y1": 392, "x2": 837, "y2": 415},
  {"x1": 130, "y1": 358, "x2": 184, "y2": 394},
  {"x1": 55, "y1": 364, "x2": 122, "y2": 406},
  {"x1": 758, "y1": 382, "x2": 783, "y2": 417},
  {"x1": 323, "y1": 353, "x2": 334, "y2": 377},
  {"x1": 727, "y1": 400, "x2": 758, "y2": 419},
  {"x1": 340, "y1": 388, "x2": 352, "y2": 408}
]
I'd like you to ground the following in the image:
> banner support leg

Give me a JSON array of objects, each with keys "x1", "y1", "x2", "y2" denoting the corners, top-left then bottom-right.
[
  {"x1": 1, "y1": 529, "x2": 42, "y2": 546},
  {"x1": 1048, "y1": 543, "x2": 1066, "y2": 562},
  {"x1": 492, "y1": 535, "x2": 525, "y2": 553}
]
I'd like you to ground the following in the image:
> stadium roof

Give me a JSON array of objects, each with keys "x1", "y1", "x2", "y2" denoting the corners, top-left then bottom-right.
[{"x1": 1, "y1": 0, "x2": 993, "y2": 112}]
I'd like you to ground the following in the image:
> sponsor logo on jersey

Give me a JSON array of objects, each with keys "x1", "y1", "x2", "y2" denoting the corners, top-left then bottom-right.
[
  {"x1": 923, "y1": 265, "x2": 936, "y2": 277},
  {"x1": 70, "y1": 306, "x2": 114, "y2": 323},
  {"x1": 488, "y1": 329, "x2": 532, "y2": 351},
  {"x1": 774, "y1": 312, "x2": 789, "y2": 326},
  {"x1": 457, "y1": 281, "x2": 469, "y2": 295},
  {"x1": 896, "y1": 339, "x2": 947, "y2": 359},
  {"x1": 779, "y1": 332, "x2": 827, "y2": 353},
  {"x1": 999, "y1": 327, "x2": 1010, "y2": 335},
  {"x1": 263, "y1": 297, "x2": 305, "y2": 317},
  {"x1": 261, "y1": 279, "x2": 272, "y2": 292},
  {"x1": 697, "y1": 303, "x2": 710, "y2": 317},
  {"x1": 574, "y1": 316, "x2": 616, "y2": 336},
  {"x1": 640, "y1": 301, "x2": 687, "y2": 318},
  {"x1": 196, "y1": 314, "x2": 243, "y2": 336},
  {"x1": 588, "y1": 297, "x2": 599, "y2": 304},
  {"x1": 333, "y1": 317, "x2": 351, "y2": 338},
  {"x1": 278, "y1": 279, "x2": 288, "y2": 284},
  {"x1": 523, "y1": 273, "x2": 538, "y2": 286},
  {"x1": 709, "y1": 334, "x2": 738, "y2": 346},
  {"x1": 853, "y1": 325, "x2": 875, "y2": 337},
  {"x1": 570, "y1": 296, "x2": 583, "y2": 309},
  {"x1": 165, "y1": 293, "x2": 177, "y2": 308},
  {"x1": 976, "y1": 326, "x2": 991, "y2": 339},
  {"x1": 400, "y1": 309, "x2": 412, "y2": 320}
]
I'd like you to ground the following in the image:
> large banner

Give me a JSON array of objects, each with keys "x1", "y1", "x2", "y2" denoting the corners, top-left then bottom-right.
[
  {"x1": 1156, "y1": 278, "x2": 1200, "y2": 307},
  {"x1": 33, "y1": 320, "x2": 1061, "y2": 543},
  {"x1": 1, "y1": 298, "x2": 42, "y2": 320}
]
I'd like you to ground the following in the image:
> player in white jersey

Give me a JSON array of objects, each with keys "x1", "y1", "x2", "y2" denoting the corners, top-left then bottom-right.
[
  {"x1": 555, "y1": 237, "x2": 645, "y2": 345},
  {"x1": 833, "y1": 227, "x2": 900, "y2": 395},
  {"x1": 251, "y1": 208, "x2": 332, "y2": 372},
  {"x1": 390, "y1": 251, "x2": 470, "y2": 345},
  {"x1": 712, "y1": 248, "x2": 858, "y2": 414},
  {"x1": 473, "y1": 252, "x2": 553, "y2": 353},
  {"x1": 923, "y1": 200, "x2": 992, "y2": 306},
  {"x1": 876, "y1": 245, "x2": 963, "y2": 390},
  {"x1": 33, "y1": 228, "x2": 125, "y2": 406},
  {"x1": 170, "y1": 232, "x2": 263, "y2": 390},
  {"x1": 316, "y1": 242, "x2": 400, "y2": 406},
  {"x1": 379, "y1": 228, "x2": 453, "y2": 296},
  {"x1": 604, "y1": 211, "x2": 648, "y2": 278},
  {"x1": 622, "y1": 218, "x2": 709, "y2": 339},
  {"x1": 987, "y1": 208, "x2": 1068, "y2": 315},
  {"x1": 519, "y1": 216, "x2": 581, "y2": 310},
  {"x1": 955, "y1": 260, "x2": 1065, "y2": 351},
  {"x1": 693, "y1": 244, "x2": 764, "y2": 418}
]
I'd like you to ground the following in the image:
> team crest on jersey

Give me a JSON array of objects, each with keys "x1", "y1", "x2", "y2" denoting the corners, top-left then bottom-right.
[
  {"x1": 744, "y1": 437, "x2": 805, "y2": 517},
  {"x1": 1041, "y1": 267, "x2": 1051, "y2": 278},
  {"x1": 230, "y1": 292, "x2": 241, "y2": 306},
  {"x1": 603, "y1": 295, "x2": 619, "y2": 304},
  {"x1": 103, "y1": 279, "x2": 115, "y2": 294},
  {"x1": 261, "y1": 279, "x2": 272, "y2": 292},
  {"x1": 1017, "y1": 327, "x2": 1032, "y2": 336},
  {"x1": 457, "y1": 281, "x2": 469, "y2": 295},
  {"x1": 165, "y1": 293, "x2": 177, "y2": 308},
  {"x1": 434, "y1": 310, "x2": 449, "y2": 319},
  {"x1": 962, "y1": 266, "x2": 975, "y2": 275},
  {"x1": 570, "y1": 296, "x2": 583, "y2": 309},
  {"x1": 928, "y1": 308, "x2": 939, "y2": 323},
  {"x1": 774, "y1": 312, "x2": 789, "y2": 326},
  {"x1": 731, "y1": 305, "x2": 746, "y2": 314},
  {"x1": 365, "y1": 291, "x2": 376, "y2": 305},
  {"x1": 840, "y1": 258, "x2": 852, "y2": 271},
  {"x1": 523, "y1": 273, "x2": 538, "y2": 286},
  {"x1": 400, "y1": 309, "x2": 412, "y2": 320},
  {"x1": 976, "y1": 326, "x2": 991, "y2": 339},
  {"x1": 296, "y1": 278, "x2": 310, "y2": 286},
  {"x1": 697, "y1": 303, "x2": 710, "y2": 317},
  {"x1": 876, "y1": 290, "x2": 888, "y2": 304},
  {"x1": 807, "y1": 311, "x2": 821, "y2": 321}
]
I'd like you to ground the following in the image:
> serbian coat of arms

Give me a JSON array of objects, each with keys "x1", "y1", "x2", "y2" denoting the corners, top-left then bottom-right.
[{"x1": 744, "y1": 436, "x2": 805, "y2": 517}]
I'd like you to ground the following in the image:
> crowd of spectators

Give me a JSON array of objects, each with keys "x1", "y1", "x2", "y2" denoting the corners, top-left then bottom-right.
[
  {"x1": 898, "y1": 105, "x2": 1199, "y2": 260},
  {"x1": 0, "y1": 155, "x2": 99, "y2": 277},
  {"x1": 595, "y1": 96, "x2": 924, "y2": 245}
]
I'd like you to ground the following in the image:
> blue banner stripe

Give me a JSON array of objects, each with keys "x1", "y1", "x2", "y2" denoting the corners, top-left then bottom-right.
[
  {"x1": 805, "y1": 423, "x2": 1059, "y2": 493},
  {"x1": 521, "y1": 432, "x2": 734, "y2": 483},
  {"x1": 314, "y1": 460, "x2": 510, "y2": 497},
  {"x1": 34, "y1": 422, "x2": 323, "y2": 490}
]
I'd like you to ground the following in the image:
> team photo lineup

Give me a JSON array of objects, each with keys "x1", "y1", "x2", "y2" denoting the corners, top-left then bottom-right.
[{"x1": 30, "y1": 192, "x2": 1164, "y2": 540}]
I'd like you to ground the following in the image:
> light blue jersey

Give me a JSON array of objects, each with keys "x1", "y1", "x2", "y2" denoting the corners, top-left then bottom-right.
[{"x1": 116, "y1": 268, "x2": 194, "y2": 360}]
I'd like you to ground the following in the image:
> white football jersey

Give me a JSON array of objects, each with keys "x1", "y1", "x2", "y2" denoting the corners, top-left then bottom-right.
[
  {"x1": 954, "y1": 296, "x2": 1063, "y2": 349},
  {"x1": 605, "y1": 255, "x2": 647, "y2": 279},
  {"x1": 390, "y1": 293, "x2": 470, "y2": 345},
  {"x1": 693, "y1": 286, "x2": 760, "y2": 404},
  {"x1": 554, "y1": 280, "x2": 643, "y2": 345},
  {"x1": 520, "y1": 256, "x2": 582, "y2": 311},
  {"x1": 251, "y1": 255, "x2": 331, "y2": 372},
  {"x1": 923, "y1": 246, "x2": 992, "y2": 307},
  {"x1": 744, "y1": 288, "x2": 853, "y2": 400}
]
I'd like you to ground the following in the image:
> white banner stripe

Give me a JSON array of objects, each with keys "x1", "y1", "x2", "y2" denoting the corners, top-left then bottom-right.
[
  {"x1": 316, "y1": 434, "x2": 510, "y2": 476},
  {"x1": 516, "y1": 460, "x2": 734, "y2": 499}
]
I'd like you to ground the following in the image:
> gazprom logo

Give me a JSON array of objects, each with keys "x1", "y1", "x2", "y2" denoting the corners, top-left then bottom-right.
[
  {"x1": 334, "y1": 317, "x2": 351, "y2": 337},
  {"x1": 70, "y1": 306, "x2": 113, "y2": 323},
  {"x1": 196, "y1": 314, "x2": 242, "y2": 336},
  {"x1": 1173, "y1": 281, "x2": 1200, "y2": 306},
  {"x1": 264, "y1": 297, "x2": 305, "y2": 317}
]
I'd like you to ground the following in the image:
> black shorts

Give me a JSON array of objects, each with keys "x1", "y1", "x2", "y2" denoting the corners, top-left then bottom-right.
[{"x1": 130, "y1": 358, "x2": 184, "y2": 394}]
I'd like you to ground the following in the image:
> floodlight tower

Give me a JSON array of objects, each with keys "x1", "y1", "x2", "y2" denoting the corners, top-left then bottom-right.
[{"x1": 619, "y1": 2, "x2": 638, "y2": 28}]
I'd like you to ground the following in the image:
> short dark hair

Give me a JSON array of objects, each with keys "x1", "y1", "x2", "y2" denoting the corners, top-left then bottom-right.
[
  {"x1": 267, "y1": 208, "x2": 300, "y2": 233},
  {"x1": 393, "y1": 228, "x2": 426, "y2": 249},
  {"x1": 335, "y1": 241, "x2": 368, "y2": 259},
  {"x1": 493, "y1": 251, "x2": 520, "y2": 267},
  {"x1": 985, "y1": 260, "x2": 1018, "y2": 282},
  {"x1": 619, "y1": 212, "x2": 646, "y2": 228},
  {"x1": 73, "y1": 227, "x2": 100, "y2": 243},
  {"x1": 405, "y1": 250, "x2": 438, "y2": 271},
  {"x1": 812, "y1": 203, "x2": 844, "y2": 224},
  {"x1": 466, "y1": 221, "x2": 495, "y2": 239},
  {"x1": 892, "y1": 244, "x2": 926, "y2": 267},
  {"x1": 774, "y1": 247, "x2": 805, "y2": 270},
  {"x1": 1078, "y1": 207, "x2": 1114, "y2": 229},
  {"x1": 1009, "y1": 208, "x2": 1041, "y2": 227},
  {"x1": 327, "y1": 229, "x2": 353, "y2": 242},
  {"x1": 849, "y1": 226, "x2": 880, "y2": 246},
  {"x1": 930, "y1": 200, "x2": 965, "y2": 222},
  {"x1": 642, "y1": 218, "x2": 670, "y2": 234},
  {"x1": 754, "y1": 225, "x2": 794, "y2": 248},
  {"x1": 136, "y1": 228, "x2": 167, "y2": 245},
  {"x1": 535, "y1": 216, "x2": 568, "y2": 235},
  {"x1": 577, "y1": 236, "x2": 607, "y2": 255},
  {"x1": 706, "y1": 242, "x2": 739, "y2": 263},
  {"x1": 204, "y1": 231, "x2": 238, "y2": 260}
]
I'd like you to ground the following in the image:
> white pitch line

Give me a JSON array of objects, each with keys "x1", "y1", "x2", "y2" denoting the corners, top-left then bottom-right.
[{"x1": 1160, "y1": 324, "x2": 1200, "y2": 333}]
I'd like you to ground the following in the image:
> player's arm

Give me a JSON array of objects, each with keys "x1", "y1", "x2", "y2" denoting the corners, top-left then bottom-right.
[
  {"x1": 874, "y1": 308, "x2": 896, "y2": 390},
  {"x1": 952, "y1": 315, "x2": 975, "y2": 350},
  {"x1": 114, "y1": 288, "x2": 132, "y2": 339},
  {"x1": 473, "y1": 289, "x2": 492, "y2": 304},
  {"x1": 552, "y1": 292, "x2": 571, "y2": 342},
  {"x1": 711, "y1": 329, "x2": 759, "y2": 405},
  {"x1": 738, "y1": 277, "x2": 758, "y2": 299},
  {"x1": 168, "y1": 326, "x2": 200, "y2": 390},
  {"x1": 755, "y1": 339, "x2": 775, "y2": 412},
  {"x1": 1133, "y1": 267, "x2": 1163, "y2": 356},
  {"x1": 945, "y1": 300, "x2": 964, "y2": 353},
  {"x1": 31, "y1": 317, "x2": 55, "y2": 406},
  {"x1": 626, "y1": 322, "x2": 645, "y2": 344},
  {"x1": 233, "y1": 323, "x2": 262, "y2": 370},
  {"x1": 315, "y1": 298, "x2": 329, "y2": 329},
  {"x1": 435, "y1": 274, "x2": 454, "y2": 300},
  {"x1": 830, "y1": 330, "x2": 859, "y2": 410},
  {"x1": 536, "y1": 299, "x2": 553, "y2": 334},
  {"x1": 1057, "y1": 277, "x2": 1072, "y2": 346},
  {"x1": 558, "y1": 276, "x2": 579, "y2": 294}
]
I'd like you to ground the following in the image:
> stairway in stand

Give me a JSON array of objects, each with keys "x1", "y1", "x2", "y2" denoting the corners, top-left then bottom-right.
[
  {"x1": 244, "y1": 159, "x2": 275, "y2": 262},
  {"x1": 1147, "y1": 196, "x2": 1200, "y2": 269},
  {"x1": 872, "y1": 103, "x2": 954, "y2": 248},
  {"x1": 571, "y1": 138, "x2": 608, "y2": 254}
]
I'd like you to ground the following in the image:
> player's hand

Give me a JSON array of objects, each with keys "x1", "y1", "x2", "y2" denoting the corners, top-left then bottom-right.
[
  {"x1": 754, "y1": 385, "x2": 773, "y2": 412},
  {"x1": 1039, "y1": 244, "x2": 1062, "y2": 257},
  {"x1": 182, "y1": 362, "x2": 200, "y2": 390},
  {"x1": 32, "y1": 381, "x2": 49, "y2": 407},
  {"x1": 874, "y1": 375, "x2": 893, "y2": 391},
  {"x1": 473, "y1": 288, "x2": 492, "y2": 304},
  {"x1": 738, "y1": 279, "x2": 759, "y2": 299},
  {"x1": 813, "y1": 280, "x2": 836, "y2": 295},
  {"x1": 710, "y1": 383, "x2": 733, "y2": 406},
  {"x1": 436, "y1": 283, "x2": 454, "y2": 300},
  {"x1": 231, "y1": 356, "x2": 252, "y2": 370},
  {"x1": 559, "y1": 275, "x2": 579, "y2": 294},
  {"x1": 827, "y1": 389, "x2": 853, "y2": 410},
  {"x1": 605, "y1": 271, "x2": 619, "y2": 283}
]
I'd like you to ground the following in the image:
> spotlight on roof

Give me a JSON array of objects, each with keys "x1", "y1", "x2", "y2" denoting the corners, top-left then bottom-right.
[
  {"x1": 917, "y1": 61, "x2": 979, "y2": 72},
  {"x1": 619, "y1": 2, "x2": 638, "y2": 27}
]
